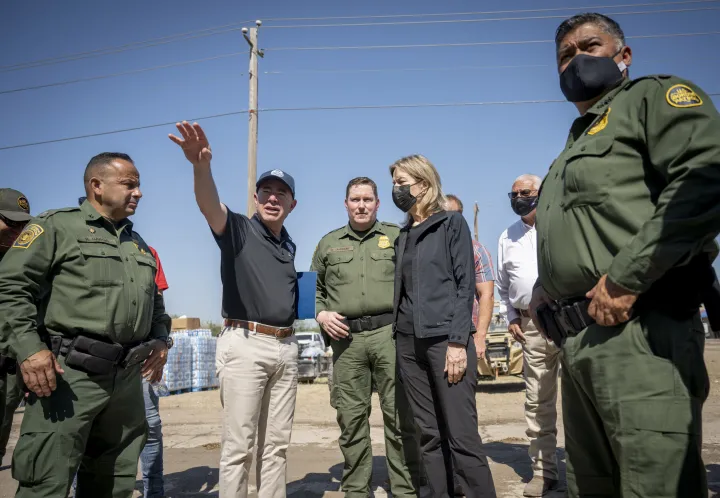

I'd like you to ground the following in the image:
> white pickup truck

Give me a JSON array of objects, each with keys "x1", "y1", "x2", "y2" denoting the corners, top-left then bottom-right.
[{"x1": 296, "y1": 331, "x2": 332, "y2": 383}]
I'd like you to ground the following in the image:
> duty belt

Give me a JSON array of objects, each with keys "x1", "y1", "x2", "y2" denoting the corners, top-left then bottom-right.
[
  {"x1": 223, "y1": 319, "x2": 294, "y2": 339},
  {"x1": 342, "y1": 313, "x2": 394, "y2": 333},
  {"x1": 535, "y1": 298, "x2": 594, "y2": 348},
  {"x1": 48, "y1": 335, "x2": 153, "y2": 375}
]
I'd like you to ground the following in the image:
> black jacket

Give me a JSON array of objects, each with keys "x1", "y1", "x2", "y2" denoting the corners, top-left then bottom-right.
[{"x1": 392, "y1": 211, "x2": 476, "y2": 344}]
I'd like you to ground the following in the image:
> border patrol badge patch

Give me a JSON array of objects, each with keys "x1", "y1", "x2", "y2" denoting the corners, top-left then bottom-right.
[
  {"x1": 17, "y1": 196, "x2": 29, "y2": 211},
  {"x1": 588, "y1": 108, "x2": 611, "y2": 135},
  {"x1": 378, "y1": 235, "x2": 390, "y2": 249},
  {"x1": 12, "y1": 224, "x2": 44, "y2": 249},
  {"x1": 666, "y1": 84, "x2": 703, "y2": 108}
]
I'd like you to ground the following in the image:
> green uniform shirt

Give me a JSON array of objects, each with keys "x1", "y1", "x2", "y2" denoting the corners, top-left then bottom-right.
[
  {"x1": 311, "y1": 220, "x2": 399, "y2": 319},
  {"x1": 0, "y1": 201, "x2": 170, "y2": 363},
  {"x1": 537, "y1": 75, "x2": 720, "y2": 300}
]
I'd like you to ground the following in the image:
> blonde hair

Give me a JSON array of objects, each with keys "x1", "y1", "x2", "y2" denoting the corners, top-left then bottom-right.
[{"x1": 389, "y1": 154, "x2": 446, "y2": 221}]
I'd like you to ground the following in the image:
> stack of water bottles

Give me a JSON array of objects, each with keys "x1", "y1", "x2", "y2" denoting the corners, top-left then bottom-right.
[
  {"x1": 189, "y1": 329, "x2": 218, "y2": 391},
  {"x1": 160, "y1": 331, "x2": 193, "y2": 394}
]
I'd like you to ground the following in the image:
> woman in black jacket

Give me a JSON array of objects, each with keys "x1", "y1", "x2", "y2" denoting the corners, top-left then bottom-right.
[{"x1": 390, "y1": 154, "x2": 496, "y2": 498}]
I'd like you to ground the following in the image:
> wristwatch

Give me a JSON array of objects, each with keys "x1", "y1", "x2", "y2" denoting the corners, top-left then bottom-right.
[{"x1": 164, "y1": 336, "x2": 174, "y2": 350}]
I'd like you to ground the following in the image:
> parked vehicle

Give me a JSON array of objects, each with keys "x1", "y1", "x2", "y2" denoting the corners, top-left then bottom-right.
[{"x1": 296, "y1": 331, "x2": 332, "y2": 382}]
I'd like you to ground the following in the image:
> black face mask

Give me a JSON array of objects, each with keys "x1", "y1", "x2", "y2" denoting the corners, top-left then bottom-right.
[
  {"x1": 511, "y1": 196, "x2": 538, "y2": 217},
  {"x1": 559, "y1": 49, "x2": 626, "y2": 103},
  {"x1": 392, "y1": 184, "x2": 418, "y2": 213}
]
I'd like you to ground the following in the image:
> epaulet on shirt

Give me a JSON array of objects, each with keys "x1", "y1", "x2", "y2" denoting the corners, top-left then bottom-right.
[
  {"x1": 36, "y1": 206, "x2": 80, "y2": 219},
  {"x1": 321, "y1": 226, "x2": 346, "y2": 240},
  {"x1": 625, "y1": 74, "x2": 676, "y2": 90},
  {"x1": 381, "y1": 221, "x2": 400, "y2": 229}
]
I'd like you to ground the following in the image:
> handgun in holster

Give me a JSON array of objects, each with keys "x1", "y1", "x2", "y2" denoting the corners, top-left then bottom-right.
[
  {"x1": 535, "y1": 304, "x2": 567, "y2": 349},
  {"x1": 0, "y1": 354, "x2": 17, "y2": 375}
]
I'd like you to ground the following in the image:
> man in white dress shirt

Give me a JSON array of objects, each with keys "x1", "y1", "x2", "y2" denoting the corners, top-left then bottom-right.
[{"x1": 496, "y1": 174, "x2": 561, "y2": 497}]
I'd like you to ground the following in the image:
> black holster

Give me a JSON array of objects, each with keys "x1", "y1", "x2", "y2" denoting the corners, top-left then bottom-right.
[
  {"x1": 0, "y1": 354, "x2": 17, "y2": 375},
  {"x1": 49, "y1": 335, "x2": 148, "y2": 375}
]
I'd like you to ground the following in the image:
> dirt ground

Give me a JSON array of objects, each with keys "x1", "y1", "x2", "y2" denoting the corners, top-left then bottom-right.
[{"x1": 3, "y1": 341, "x2": 720, "y2": 497}]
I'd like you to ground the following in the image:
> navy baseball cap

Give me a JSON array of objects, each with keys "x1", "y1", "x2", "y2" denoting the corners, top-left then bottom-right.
[{"x1": 256, "y1": 169, "x2": 295, "y2": 197}]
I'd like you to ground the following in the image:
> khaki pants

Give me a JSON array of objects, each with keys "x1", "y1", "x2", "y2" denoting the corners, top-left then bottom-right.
[
  {"x1": 216, "y1": 326, "x2": 299, "y2": 498},
  {"x1": 521, "y1": 317, "x2": 561, "y2": 479}
]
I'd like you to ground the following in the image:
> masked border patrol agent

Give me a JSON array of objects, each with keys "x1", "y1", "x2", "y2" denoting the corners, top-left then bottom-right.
[
  {"x1": 0, "y1": 153, "x2": 171, "y2": 498},
  {"x1": 531, "y1": 13, "x2": 720, "y2": 498},
  {"x1": 0, "y1": 188, "x2": 32, "y2": 464},
  {"x1": 311, "y1": 177, "x2": 419, "y2": 498}
]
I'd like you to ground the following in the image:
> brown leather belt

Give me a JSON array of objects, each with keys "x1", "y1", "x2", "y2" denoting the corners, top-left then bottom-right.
[
  {"x1": 518, "y1": 308, "x2": 531, "y2": 318},
  {"x1": 223, "y1": 319, "x2": 294, "y2": 339}
]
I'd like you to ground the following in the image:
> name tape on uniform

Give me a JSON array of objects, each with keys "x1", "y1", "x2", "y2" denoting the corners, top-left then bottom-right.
[{"x1": 12, "y1": 224, "x2": 44, "y2": 249}]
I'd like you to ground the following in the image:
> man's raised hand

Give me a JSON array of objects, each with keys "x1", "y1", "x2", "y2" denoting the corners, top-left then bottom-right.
[{"x1": 168, "y1": 121, "x2": 212, "y2": 168}]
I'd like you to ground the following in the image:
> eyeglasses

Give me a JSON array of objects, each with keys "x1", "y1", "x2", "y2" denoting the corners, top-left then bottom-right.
[{"x1": 508, "y1": 189, "x2": 536, "y2": 199}]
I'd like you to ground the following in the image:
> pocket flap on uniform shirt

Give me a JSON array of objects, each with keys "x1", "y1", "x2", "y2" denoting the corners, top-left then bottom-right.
[
  {"x1": 133, "y1": 253, "x2": 157, "y2": 269},
  {"x1": 77, "y1": 239, "x2": 121, "y2": 259},
  {"x1": 327, "y1": 251, "x2": 354, "y2": 265},
  {"x1": 370, "y1": 251, "x2": 395, "y2": 261},
  {"x1": 565, "y1": 136, "x2": 614, "y2": 162}
]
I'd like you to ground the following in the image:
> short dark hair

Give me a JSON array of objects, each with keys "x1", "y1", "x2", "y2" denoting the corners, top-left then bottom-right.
[
  {"x1": 445, "y1": 194, "x2": 463, "y2": 213},
  {"x1": 84, "y1": 152, "x2": 134, "y2": 185},
  {"x1": 555, "y1": 13, "x2": 625, "y2": 53},
  {"x1": 345, "y1": 177, "x2": 378, "y2": 200}
]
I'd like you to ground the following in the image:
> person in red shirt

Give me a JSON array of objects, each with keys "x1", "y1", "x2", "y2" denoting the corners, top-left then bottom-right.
[{"x1": 148, "y1": 246, "x2": 169, "y2": 294}]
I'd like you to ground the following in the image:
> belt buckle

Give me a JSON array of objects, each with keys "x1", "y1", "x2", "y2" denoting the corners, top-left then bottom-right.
[{"x1": 360, "y1": 316, "x2": 372, "y2": 330}]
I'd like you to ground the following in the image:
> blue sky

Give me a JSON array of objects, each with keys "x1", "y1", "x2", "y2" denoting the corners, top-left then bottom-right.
[{"x1": 2, "y1": 0, "x2": 719, "y2": 321}]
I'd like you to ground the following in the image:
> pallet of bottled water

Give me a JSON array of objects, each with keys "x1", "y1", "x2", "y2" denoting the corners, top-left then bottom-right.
[{"x1": 189, "y1": 329, "x2": 218, "y2": 391}]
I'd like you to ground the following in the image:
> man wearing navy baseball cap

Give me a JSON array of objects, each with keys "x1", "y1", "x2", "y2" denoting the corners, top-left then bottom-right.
[{"x1": 169, "y1": 121, "x2": 299, "y2": 498}]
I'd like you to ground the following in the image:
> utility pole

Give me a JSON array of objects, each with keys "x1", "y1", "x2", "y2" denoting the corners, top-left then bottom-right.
[
  {"x1": 243, "y1": 21, "x2": 264, "y2": 217},
  {"x1": 473, "y1": 202, "x2": 479, "y2": 241}
]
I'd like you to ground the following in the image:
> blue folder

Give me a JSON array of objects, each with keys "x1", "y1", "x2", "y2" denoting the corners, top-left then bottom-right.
[{"x1": 296, "y1": 272, "x2": 317, "y2": 320}]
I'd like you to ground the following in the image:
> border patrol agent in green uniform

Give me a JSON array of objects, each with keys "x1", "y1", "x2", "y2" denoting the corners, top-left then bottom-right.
[
  {"x1": 531, "y1": 13, "x2": 720, "y2": 498},
  {"x1": 311, "y1": 177, "x2": 419, "y2": 498},
  {"x1": 0, "y1": 153, "x2": 171, "y2": 498},
  {"x1": 0, "y1": 188, "x2": 32, "y2": 464}
]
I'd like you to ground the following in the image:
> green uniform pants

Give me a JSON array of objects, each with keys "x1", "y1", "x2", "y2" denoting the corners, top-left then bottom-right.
[
  {"x1": 0, "y1": 372, "x2": 23, "y2": 461},
  {"x1": 562, "y1": 309, "x2": 708, "y2": 498},
  {"x1": 330, "y1": 324, "x2": 420, "y2": 498},
  {"x1": 12, "y1": 355, "x2": 148, "y2": 498}
]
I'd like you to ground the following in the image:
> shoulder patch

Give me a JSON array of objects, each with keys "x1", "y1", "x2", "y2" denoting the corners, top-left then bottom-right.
[
  {"x1": 12, "y1": 224, "x2": 44, "y2": 249},
  {"x1": 666, "y1": 84, "x2": 703, "y2": 108}
]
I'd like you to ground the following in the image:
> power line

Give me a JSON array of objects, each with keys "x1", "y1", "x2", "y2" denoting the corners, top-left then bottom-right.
[
  {"x1": 263, "y1": 64, "x2": 552, "y2": 75},
  {"x1": 2, "y1": 0, "x2": 717, "y2": 73},
  {"x1": 265, "y1": 30, "x2": 720, "y2": 51},
  {"x1": 0, "y1": 53, "x2": 245, "y2": 95},
  {"x1": 0, "y1": 26, "x2": 250, "y2": 74},
  {"x1": 262, "y1": 6, "x2": 720, "y2": 29},
  {"x1": 259, "y1": 0, "x2": 720, "y2": 21},
  {"x1": 2, "y1": 93, "x2": 719, "y2": 151}
]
